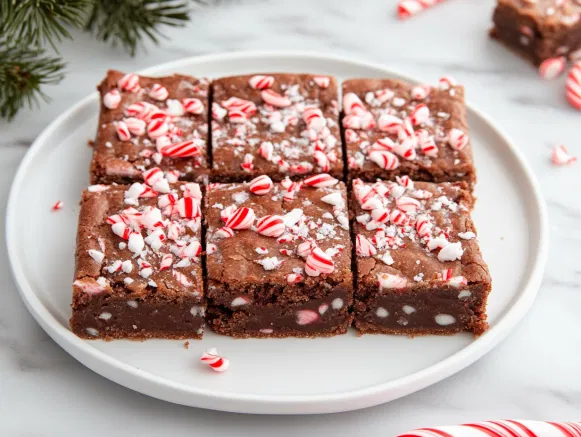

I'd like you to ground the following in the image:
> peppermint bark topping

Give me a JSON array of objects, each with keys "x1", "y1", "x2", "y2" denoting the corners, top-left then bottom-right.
[{"x1": 353, "y1": 178, "x2": 475, "y2": 290}]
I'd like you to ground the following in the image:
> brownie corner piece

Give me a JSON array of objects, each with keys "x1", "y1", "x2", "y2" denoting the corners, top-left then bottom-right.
[
  {"x1": 211, "y1": 73, "x2": 343, "y2": 182},
  {"x1": 204, "y1": 175, "x2": 353, "y2": 338},
  {"x1": 70, "y1": 181, "x2": 205, "y2": 340},
  {"x1": 342, "y1": 77, "x2": 476, "y2": 187},
  {"x1": 351, "y1": 177, "x2": 490, "y2": 337},
  {"x1": 491, "y1": 0, "x2": 581, "y2": 65},
  {"x1": 90, "y1": 70, "x2": 210, "y2": 185}
]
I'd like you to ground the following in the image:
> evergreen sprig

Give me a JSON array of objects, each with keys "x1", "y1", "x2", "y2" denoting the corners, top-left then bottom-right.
[
  {"x1": 0, "y1": 0, "x2": 205, "y2": 121},
  {"x1": 84, "y1": 0, "x2": 191, "y2": 56},
  {"x1": 0, "y1": 43, "x2": 65, "y2": 120},
  {"x1": 1, "y1": 0, "x2": 90, "y2": 49}
]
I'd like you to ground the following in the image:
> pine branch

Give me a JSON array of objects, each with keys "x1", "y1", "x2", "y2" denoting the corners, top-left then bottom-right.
[
  {"x1": 84, "y1": 0, "x2": 191, "y2": 56},
  {"x1": 0, "y1": 0, "x2": 89, "y2": 50},
  {"x1": 0, "y1": 42, "x2": 65, "y2": 120}
]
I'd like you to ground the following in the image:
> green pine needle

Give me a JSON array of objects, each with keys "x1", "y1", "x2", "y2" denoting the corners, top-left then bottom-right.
[
  {"x1": 0, "y1": 0, "x2": 90, "y2": 50},
  {"x1": 0, "y1": 43, "x2": 65, "y2": 120},
  {"x1": 84, "y1": 0, "x2": 191, "y2": 56}
]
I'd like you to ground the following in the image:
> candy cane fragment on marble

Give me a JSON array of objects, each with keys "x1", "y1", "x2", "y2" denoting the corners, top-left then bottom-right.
[
  {"x1": 70, "y1": 179, "x2": 205, "y2": 340},
  {"x1": 397, "y1": 420, "x2": 581, "y2": 437},
  {"x1": 203, "y1": 176, "x2": 353, "y2": 338},
  {"x1": 211, "y1": 73, "x2": 342, "y2": 182},
  {"x1": 397, "y1": 0, "x2": 446, "y2": 19},
  {"x1": 351, "y1": 177, "x2": 491, "y2": 337},
  {"x1": 90, "y1": 70, "x2": 209, "y2": 185}
]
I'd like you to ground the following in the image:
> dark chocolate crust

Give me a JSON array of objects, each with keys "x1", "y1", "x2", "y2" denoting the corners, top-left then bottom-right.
[
  {"x1": 342, "y1": 78, "x2": 476, "y2": 187},
  {"x1": 351, "y1": 179, "x2": 491, "y2": 336},
  {"x1": 71, "y1": 184, "x2": 205, "y2": 340},
  {"x1": 204, "y1": 179, "x2": 353, "y2": 338},
  {"x1": 491, "y1": 0, "x2": 581, "y2": 65},
  {"x1": 211, "y1": 73, "x2": 343, "y2": 182},
  {"x1": 90, "y1": 70, "x2": 210, "y2": 185}
]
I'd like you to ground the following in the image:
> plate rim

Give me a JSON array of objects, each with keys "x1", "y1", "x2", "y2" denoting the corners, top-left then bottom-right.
[{"x1": 6, "y1": 50, "x2": 549, "y2": 414}]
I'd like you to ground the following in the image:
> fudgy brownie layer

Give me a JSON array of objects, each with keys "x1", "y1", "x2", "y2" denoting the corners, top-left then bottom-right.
[
  {"x1": 491, "y1": 0, "x2": 581, "y2": 65},
  {"x1": 91, "y1": 70, "x2": 210, "y2": 184},
  {"x1": 71, "y1": 182, "x2": 205, "y2": 340},
  {"x1": 354, "y1": 283, "x2": 489, "y2": 336},
  {"x1": 342, "y1": 78, "x2": 476, "y2": 187},
  {"x1": 204, "y1": 177, "x2": 353, "y2": 338},
  {"x1": 207, "y1": 291, "x2": 352, "y2": 339},
  {"x1": 211, "y1": 73, "x2": 343, "y2": 182},
  {"x1": 351, "y1": 178, "x2": 491, "y2": 337},
  {"x1": 71, "y1": 294, "x2": 204, "y2": 340}
]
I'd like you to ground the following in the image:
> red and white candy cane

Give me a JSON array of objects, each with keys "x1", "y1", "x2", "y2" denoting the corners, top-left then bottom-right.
[
  {"x1": 343, "y1": 92, "x2": 366, "y2": 115},
  {"x1": 225, "y1": 207, "x2": 255, "y2": 230},
  {"x1": 124, "y1": 117, "x2": 146, "y2": 136},
  {"x1": 370, "y1": 137, "x2": 396, "y2": 152},
  {"x1": 313, "y1": 150, "x2": 330, "y2": 172},
  {"x1": 286, "y1": 273, "x2": 304, "y2": 283},
  {"x1": 149, "y1": 83, "x2": 169, "y2": 101},
  {"x1": 369, "y1": 150, "x2": 400, "y2": 170},
  {"x1": 228, "y1": 109, "x2": 247, "y2": 123},
  {"x1": 51, "y1": 200, "x2": 63, "y2": 211},
  {"x1": 390, "y1": 209, "x2": 408, "y2": 226},
  {"x1": 116, "y1": 121, "x2": 131, "y2": 141},
  {"x1": 111, "y1": 222, "x2": 131, "y2": 240},
  {"x1": 448, "y1": 128, "x2": 469, "y2": 150},
  {"x1": 214, "y1": 227, "x2": 234, "y2": 239},
  {"x1": 411, "y1": 84, "x2": 430, "y2": 100},
  {"x1": 539, "y1": 56, "x2": 566, "y2": 80},
  {"x1": 438, "y1": 75, "x2": 457, "y2": 90},
  {"x1": 118, "y1": 73, "x2": 140, "y2": 92},
  {"x1": 182, "y1": 98, "x2": 204, "y2": 114},
  {"x1": 177, "y1": 197, "x2": 201, "y2": 219},
  {"x1": 566, "y1": 61, "x2": 581, "y2": 110},
  {"x1": 356, "y1": 234, "x2": 377, "y2": 257},
  {"x1": 256, "y1": 215, "x2": 286, "y2": 237},
  {"x1": 303, "y1": 106, "x2": 326, "y2": 131},
  {"x1": 397, "y1": 0, "x2": 445, "y2": 19},
  {"x1": 396, "y1": 420, "x2": 581, "y2": 437},
  {"x1": 313, "y1": 76, "x2": 330, "y2": 88},
  {"x1": 103, "y1": 89, "x2": 121, "y2": 109},
  {"x1": 125, "y1": 101, "x2": 156, "y2": 120},
  {"x1": 409, "y1": 103, "x2": 430, "y2": 125},
  {"x1": 212, "y1": 102, "x2": 227, "y2": 120},
  {"x1": 305, "y1": 247, "x2": 334, "y2": 276},
  {"x1": 261, "y1": 89, "x2": 291, "y2": 107},
  {"x1": 303, "y1": 173, "x2": 339, "y2": 187},
  {"x1": 147, "y1": 117, "x2": 169, "y2": 139},
  {"x1": 552, "y1": 145, "x2": 577, "y2": 166},
  {"x1": 377, "y1": 114, "x2": 403, "y2": 133},
  {"x1": 396, "y1": 196, "x2": 421, "y2": 213},
  {"x1": 200, "y1": 348, "x2": 230, "y2": 373},
  {"x1": 371, "y1": 207, "x2": 390, "y2": 224},
  {"x1": 222, "y1": 97, "x2": 257, "y2": 115},
  {"x1": 143, "y1": 167, "x2": 164, "y2": 186},
  {"x1": 241, "y1": 153, "x2": 254, "y2": 172},
  {"x1": 249, "y1": 175, "x2": 274, "y2": 195},
  {"x1": 258, "y1": 141, "x2": 274, "y2": 161},
  {"x1": 415, "y1": 214, "x2": 433, "y2": 237},
  {"x1": 161, "y1": 140, "x2": 201, "y2": 158},
  {"x1": 249, "y1": 75, "x2": 274, "y2": 90},
  {"x1": 159, "y1": 254, "x2": 173, "y2": 271}
]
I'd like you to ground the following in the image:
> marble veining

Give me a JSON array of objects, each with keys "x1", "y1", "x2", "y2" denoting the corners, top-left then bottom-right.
[{"x1": 1, "y1": 0, "x2": 580, "y2": 435}]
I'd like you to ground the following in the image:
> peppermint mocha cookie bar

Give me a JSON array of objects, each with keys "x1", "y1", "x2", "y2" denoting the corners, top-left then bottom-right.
[
  {"x1": 90, "y1": 70, "x2": 209, "y2": 184},
  {"x1": 351, "y1": 177, "x2": 491, "y2": 336},
  {"x1": 211, "y1": 74, "x2": 343, "y2": 182},
  {"x1": 342, "y1": 78, "x2": 476, "y2": 187},
  {"x1": 491, "y1": 0, "x2": 581, "y2": 66},
  {"x1": 204, "y1": 174, "x2": 353, "y2": 338},
  {"x1": 71, "y1": 179, "x2": 205, "y2": 340}
]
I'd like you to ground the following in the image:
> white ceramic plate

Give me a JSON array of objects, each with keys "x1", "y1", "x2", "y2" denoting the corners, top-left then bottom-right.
[{"x1": 6, "y1": 52, "x2": 548, "y2": 415}]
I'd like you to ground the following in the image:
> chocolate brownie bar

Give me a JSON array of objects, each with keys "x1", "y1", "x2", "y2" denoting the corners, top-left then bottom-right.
[
  {"x1": 342, "y1": 78, "x2": 476, "y2": 187},
  {"x1": 491, "y1": 0, "x2": 581, "y2": 66},
  {"x1": 351, "y1": 177, "x2": 491, "y2": 336},
  {"x1": 90, "y1": 70, "x2": 209, "y2": 185},
  {"x1": 211, "y1": 74, "x2": 343, "y2": 182},
  {"x1": 70, "y1": 178, "x2": 205, "y2": 340},
  {"x1": 204, "y1": 174, "x2": 353, "y2": 338}
]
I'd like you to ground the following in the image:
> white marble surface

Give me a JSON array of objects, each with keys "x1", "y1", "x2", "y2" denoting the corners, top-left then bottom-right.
[{"x1": 1, "y1": 0, "x2": 580, "y2": 435}]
